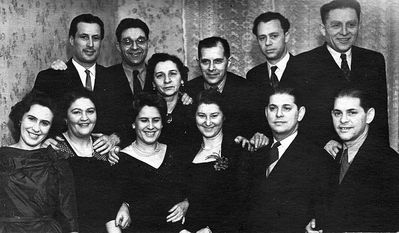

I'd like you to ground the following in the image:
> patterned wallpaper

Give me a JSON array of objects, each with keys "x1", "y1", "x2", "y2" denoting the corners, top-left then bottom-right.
[
  {"x1": 0, "y1": 0, "x2": 118, "y2": 145},
  {"x1": 1, "y1": 0, "x2": 398, "y2": 151},
  {"x1": 184, "y1": 0, "x2": 399, "y2": 152},
  {"x1": 115, "y1": 0, "x2": 185, "y2": 64}
]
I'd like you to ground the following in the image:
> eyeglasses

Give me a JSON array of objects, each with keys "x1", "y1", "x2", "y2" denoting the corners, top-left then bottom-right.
[{"x1": 121, "y1": 37, "x2": 148, "y2": 47}]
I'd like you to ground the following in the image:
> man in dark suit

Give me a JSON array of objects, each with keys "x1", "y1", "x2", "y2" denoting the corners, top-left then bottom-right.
[
  {"x1": 186, "y1": 36, "x2": 266, "y2": 146},
  {"x1": 312, "y1": 88, "x2": 399, "y2": 232},
  {"x1": 295, "y1": 0, "x2": 388, "y2": 148},
  {"x1": 34, "y1": 14, "x2": 120, "y2": 149},
  {"x1": 107, "y1": 18, "x2": 153, "y2": 100},
  {"x1": 246, "y1": 12, "x2": 299, "y2": 135},
  {"x1": 246, "y1": 87, "x2": 334, "y2": 232}
]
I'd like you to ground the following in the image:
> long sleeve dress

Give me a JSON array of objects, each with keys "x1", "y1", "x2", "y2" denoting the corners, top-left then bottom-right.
[
  {"x1": 0, "y1": 147, "x2": 78, "y2": 233},
  {"x1": 183, "y1": 135, "x2": 245, "y2": 233},
  {"x1": 114, "y1": 145, "x2": 186, "y2": 233},
  {"x1": 56, "y1": 135, "x2": 118, "y2": 233}
]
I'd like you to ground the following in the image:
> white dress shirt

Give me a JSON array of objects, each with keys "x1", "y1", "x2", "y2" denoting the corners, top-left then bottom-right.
[
  {"x1": 267, "y1": 52, "x2": 290, "y2": 81},
  {"x1": 327, "y1": 45, "x2": 352, "y2": 70},
  {"x1": 72, "y1": 59, "x2": 96, "y2": 88},
  {"x1": 266, "y1": 131, "x2": 298, "y2": 177}
]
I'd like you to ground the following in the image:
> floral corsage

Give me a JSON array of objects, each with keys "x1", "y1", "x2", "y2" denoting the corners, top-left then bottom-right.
[{"x1": 206, "y1": 152, "x2": 229, "y2": 171}]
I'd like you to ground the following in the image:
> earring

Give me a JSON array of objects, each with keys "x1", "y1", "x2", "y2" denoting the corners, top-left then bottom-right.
[
  {"x1": 153, "y1": 85, "x2": 156, "y2": 90},
  {"x1": 180, "y1": 80, "x2": 185, "y2": 87}
]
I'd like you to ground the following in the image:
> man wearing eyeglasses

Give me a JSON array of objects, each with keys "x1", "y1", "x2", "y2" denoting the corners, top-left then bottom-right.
[{"x1": 107, "y1": 18, "x2": 153, "y2": 98}]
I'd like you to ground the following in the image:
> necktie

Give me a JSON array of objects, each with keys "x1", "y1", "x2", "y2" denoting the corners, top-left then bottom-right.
[
  {"x1": 339, "y1": 148, "x2": 350, "y2": 184},
  {"x1": 85, "y1": 69, "x2": 92, "y2": 91},
  {"x1": 340, "y1": 53, "x2": 350, "y2": 81},
  {"x1": 133, "y1": 70, "x2": 142, "y2": 95},
  {"x1": 270, "y1": 66, "x2": 279, "y2": 89},
  {"x1": 267, "y1": 141, "x2": 281, "y2": 167}
]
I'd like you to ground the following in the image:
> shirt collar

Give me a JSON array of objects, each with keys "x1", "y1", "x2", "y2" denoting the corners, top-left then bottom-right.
[
  {"x1": 326, "y1": 45, "x2": 352, "y2": 69},
  {"x1": 267, "y1": 52, "x2": 290, "y2": 73},
  {"x1": 72, "y1": 59, "x2": 96, "y2": 77},
  {"x1": 273, "y1": 130, "x2": 298, "y2": 158},
  {"x1": 204, "y1": 76, "x2": 227, "y2": 93},
  {"x1": 122, "y1": 62, "x2": 146, "y2": 81},
  {"x1": 344, "y1": 125, "x2": 369, "y2": 163}
]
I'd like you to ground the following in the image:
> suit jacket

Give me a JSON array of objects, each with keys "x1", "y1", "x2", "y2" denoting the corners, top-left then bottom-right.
[
  {"x1": 186, "y1": 72, "x2": 256, "y2": 137},
  {"x1": 324, "y1": 135, "x2": 399, "y2": 231},
  {"x1": 294, "y1": 43, "x2": 388, "y2": 146},
  {"x1": 34, "y1": 59, "x2": 119, "y2": 136},
  {"x1": 245, "y1": 133, "x2": 334, "y2": 232},
  {"x1": 246, "y1": 54, "x2": 299, "y2": 137},
  {"x1": 105, "y1": 63, "x2": 153, "y2": 100}
]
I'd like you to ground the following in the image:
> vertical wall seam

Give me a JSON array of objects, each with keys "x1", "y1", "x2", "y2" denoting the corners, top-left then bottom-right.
[{"x1": 182, "y1": 0, "x2": 188, "y2": 66}]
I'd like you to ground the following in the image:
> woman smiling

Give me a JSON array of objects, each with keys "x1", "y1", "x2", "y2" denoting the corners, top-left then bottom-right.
[
  {"x1": 110, "y1": 93, "x2": 188, "y2": 233},
  {"x1": 0, "y1": 91, "x2": 78, "y2": 232},
  {"x1": 56, "y1": 90, "x2": 118, "y2": 232},
  {"x1": 182, "y1": 89, "x2": 246, "y2": 233}
]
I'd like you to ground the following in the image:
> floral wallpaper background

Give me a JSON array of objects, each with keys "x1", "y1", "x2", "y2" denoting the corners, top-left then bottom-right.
[{"x1": 1, "y1": 0, "x2": 398, "y2": 152}]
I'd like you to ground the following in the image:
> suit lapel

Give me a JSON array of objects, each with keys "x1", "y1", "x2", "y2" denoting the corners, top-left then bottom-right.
[
  {"x1": 280, "y1": 53, "x2": 291, "y2": 83},
  {"x1": 266, "y1": 135, "x2": 302, "y2": 181},
  {"x1": 65, "y1": 59, "x2": 83, "y2": 88}
]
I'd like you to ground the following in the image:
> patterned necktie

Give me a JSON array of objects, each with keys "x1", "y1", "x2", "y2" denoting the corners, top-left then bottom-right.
[
  {"x1": 270, "y1": 66, "x2": 279, "y2": 89},
  {"x1": 267, "y1": 141, "x2": 281, "y2": 167},
  {"x1": 340, "y1": 53, "x2": 350, "y2": 81},
  {"x1": 85, "y1": 69, "x2": 92, "y2": 91},
  {"x1": 133, "y1": 70, "x2": 142, "y2": 95},
  {"x1": 339, "y1": 148, "x2": 350, "y2": 184}
]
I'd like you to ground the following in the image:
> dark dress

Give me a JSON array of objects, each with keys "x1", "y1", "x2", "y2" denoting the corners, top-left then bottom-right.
[
  {"x1": 0, "y1": 147, "x2": 78, "y2": 233},
  {"x1": 183, "y1": 136, "x2": 244, "y2": 233},
  {"x1": 114, "y1": 146, "x2": 185, "y2": 233},
  {"x1": 57, "y1": 136, "x2": 117, "y2": 233},
  {"x1": 159, "y1": 101, "x2": 198, "y2": 147}
]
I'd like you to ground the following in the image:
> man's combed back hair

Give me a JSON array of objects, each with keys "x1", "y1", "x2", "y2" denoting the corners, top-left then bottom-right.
[
  {"x1": 252, "y1": 12, "x2": 290, "y2": 35},
  {"x1": 69, "y1": 13, "x2": 105, "y2": 39},
  {"x1": 320, "y1": 0, "x2": 361, "y2": 24}
]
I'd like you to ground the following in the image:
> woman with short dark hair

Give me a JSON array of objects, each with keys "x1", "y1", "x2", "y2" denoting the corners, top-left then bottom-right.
[
  {"x1": 146, "y1": 53, "x2": 196, "y2": 147},
  {"x1": 0, "y1": 90, "x2": 78, "y2": 233},
  {"x1": 56, "y1": 89, "x2": 118, "y2": 233},
  {"x1": 110, "y1": 92, "x2": 188, "y2": 233}
]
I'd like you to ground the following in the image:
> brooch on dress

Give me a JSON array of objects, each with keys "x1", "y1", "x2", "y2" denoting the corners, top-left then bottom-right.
[{"x1": 206, "y1": 152, "x2": 229, "y2": 171}]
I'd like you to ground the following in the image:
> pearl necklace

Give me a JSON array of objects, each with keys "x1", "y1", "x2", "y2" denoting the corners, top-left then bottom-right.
[{"x1": 131, "y1": 141, "x2": 161, "y2": 157}]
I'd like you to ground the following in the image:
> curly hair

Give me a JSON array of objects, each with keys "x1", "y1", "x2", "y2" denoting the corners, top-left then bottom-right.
[
  {"x1": 9, "y1": 90, "x2": 57, "y2": 140},
  {"x1": 132, "y1": 92, "x2": 167, "y2": 126},
  {"x1": 146, "y1": 53, "x2": 189, "y2": 92}
]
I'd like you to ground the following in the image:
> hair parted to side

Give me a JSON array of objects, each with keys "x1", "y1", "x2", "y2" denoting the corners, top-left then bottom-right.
[
  {"x1": 252, "y1": 11, "x2": 290, "y2": 35},
  {"x1": 115, "y1": 18, "x2": 149, "y2": 42},
  {"x1": 132, "y1": 92, "x2": 167, "y2": 126},
  {"x1": 320, "y1": 0, "x2": 361, "y2": 24},
  {"x1": 69, "y1": 13, "x2": 105, "y2": 39},
  {"x1": 198, "y1": 36, "x2": 230, "y2": 59},
  {"x1": 334, "y1": 87, "x2": 373, "y2": 111},
  {"x1": 266, "y1": 87, "x2": 304, "y2": 108},
  {"x1": 195, "y1": 89, "x2": 226, "y2": 116},
  {"x1": 146, "y1": 53, "x2": 189, "y2": 85},
  {"x1": 9, "y1": 90, "x2": 57, "y2": 140}
]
